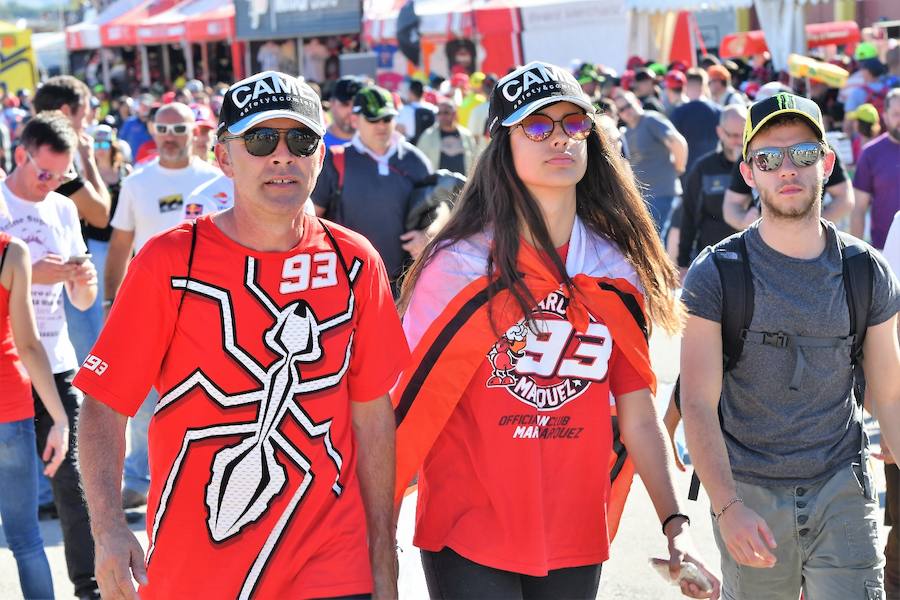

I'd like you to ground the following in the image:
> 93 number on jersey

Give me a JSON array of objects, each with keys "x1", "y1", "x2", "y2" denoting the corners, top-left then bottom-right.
[
  {"x1": 280, "y1": 252, "x2": 338, "y2": 294},
  {"x1": 515, "y1": 321, "x2": 612, "y2": 381}
]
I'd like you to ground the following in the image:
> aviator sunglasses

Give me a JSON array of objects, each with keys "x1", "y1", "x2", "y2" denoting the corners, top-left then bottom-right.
[
  {"x1": 26, "y1": 152, "x2": 76, "y2": 183},
  {"x1": 516, "y1": 112, "x2": 594, "y2": 142},
  {"x1": 221, "y1": 127, "x2": 320, "y2": 158},
  {"x1": 746, "y1": 142, "x2": 825, "y2": 172}
]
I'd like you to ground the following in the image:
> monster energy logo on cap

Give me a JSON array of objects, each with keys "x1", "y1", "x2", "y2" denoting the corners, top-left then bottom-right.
[
  {"x1": 352, "y1": 86, "x2": 398, "y2": 121},
  {"x1": 743, "y1": 92, "x2": 825, "y2": 160}
]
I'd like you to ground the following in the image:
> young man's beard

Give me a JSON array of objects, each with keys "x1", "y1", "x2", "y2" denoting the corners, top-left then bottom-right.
[
  {"x1": 758, "y1": 181, "x2": 823, "y2": 221},
  {"x1": 889, "y1": 126, "x2": 900, "y2": 142}
]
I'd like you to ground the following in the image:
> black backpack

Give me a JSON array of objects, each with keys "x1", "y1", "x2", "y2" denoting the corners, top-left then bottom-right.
[
  {"x1": 682, "y1": 227, "x2": 874, "y2": 500},
  {"x1": 410, "y1": 106, "x2": 436, "y2": 145}
]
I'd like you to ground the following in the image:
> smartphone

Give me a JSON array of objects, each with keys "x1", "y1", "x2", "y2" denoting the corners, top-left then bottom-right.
[
  {"x1": 67, "y1": 254, "x2": 92, "y2": 265},
  {"x1": 649, "y1": 557, "x2": 713, "y2": 594}
]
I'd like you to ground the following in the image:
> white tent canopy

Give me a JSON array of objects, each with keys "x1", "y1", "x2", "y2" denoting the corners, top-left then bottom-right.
[{"x1": 624, "y1": 0, "x2": 825, "y2": 70}]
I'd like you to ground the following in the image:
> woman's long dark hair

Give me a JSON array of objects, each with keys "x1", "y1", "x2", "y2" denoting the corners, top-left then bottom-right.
[{"x1": 398, "y1": 116, "x2": 684, "y2": 335}]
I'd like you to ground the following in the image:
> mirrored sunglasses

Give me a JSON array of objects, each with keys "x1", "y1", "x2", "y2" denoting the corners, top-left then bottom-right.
[
  {"x1": 221, "y1": 127, "x2": 320, "y2": 158},
  {"x1": 154, "y1": 123, "x2": 190, "y2": 135},
  {"x1": 26, "y1": 152, "x2": 77, "y2": 183},
  {"x1": 746, "y1": 142, "x2": 825, "y2": 172},
  {"x1": 516, "y1": 112, "x2": 594, "y2": 142},
  {"x1": 94, "y1": 140, "x2": 112, "y2": 150}
]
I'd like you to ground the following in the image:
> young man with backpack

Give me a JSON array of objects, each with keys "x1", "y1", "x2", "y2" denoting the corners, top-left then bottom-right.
[
  {"x1": 396, "y1": 79, "x2": 436, "y2": 146},
  {"x1": 681, "y1": 92, "x2": 900, "y2": 599}
]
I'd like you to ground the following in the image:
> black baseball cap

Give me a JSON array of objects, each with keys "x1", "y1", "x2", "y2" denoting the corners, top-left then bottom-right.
[
  {"x1": 352, "y1": 86, "x2": 398, "y2": 121},
  {"x1": 333, "y1": 76, "x2": 363, "y2": 103},
  {"x1": 488, "y1": 61, "x2": 595, "y2": 136},
  {"x1": 743, "y1": 92, "x2": 825, "y2": 160},
  {"x1": 217, "y1": 71, "x2": 324, "y2": 138}
]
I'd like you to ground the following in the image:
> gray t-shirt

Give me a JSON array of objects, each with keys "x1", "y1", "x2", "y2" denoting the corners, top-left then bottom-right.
[
  {"x1": 623, "y1": 111, "x2": 682, "y2": 198},
  {"x1": 682, "y1": 223, "x2": 900, "y2": 486}
]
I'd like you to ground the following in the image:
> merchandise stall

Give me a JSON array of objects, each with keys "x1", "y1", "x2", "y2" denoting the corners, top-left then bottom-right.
[
  {"x1": 363, "y1": 0, "x2": 672, "y2": 81},
  {"x1": 234, "y1": 0, "x2": 363, "y2": 85},
  {"x1": 65, "y1": 0, "x2": 148, "y2": 91},
  {"x1": 99, "y1": 0, "x2": 238, "y2": 89}
]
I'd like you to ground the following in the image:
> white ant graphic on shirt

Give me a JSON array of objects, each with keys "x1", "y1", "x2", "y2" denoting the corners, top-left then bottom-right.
[{"x1": 146, "y1": 253, "x2": 362, "y2": 600}]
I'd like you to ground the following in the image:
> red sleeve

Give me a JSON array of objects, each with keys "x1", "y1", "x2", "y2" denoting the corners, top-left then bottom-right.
[
  {"x1": 609, "y1": 343, "x2": 650, "y2": 397},
  {"x1": 347, "y1": 250, "x2": 410, "y2": 402},
  {"x1": 73, "y1": 241, "x2": 180, "y2": 416}
]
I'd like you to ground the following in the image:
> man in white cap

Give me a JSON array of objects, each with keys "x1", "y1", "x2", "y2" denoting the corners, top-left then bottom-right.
[{"x1": 75, "y1": 71, "x2": 406, "y2": 600}]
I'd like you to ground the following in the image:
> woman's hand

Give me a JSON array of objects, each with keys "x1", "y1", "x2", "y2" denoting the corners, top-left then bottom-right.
[
  {"x1": 42, "y1": 419, "x2": 70, "y2": 477},
  {"x1": 665, "y1": 520, "x2": 721, "y2": 599}
]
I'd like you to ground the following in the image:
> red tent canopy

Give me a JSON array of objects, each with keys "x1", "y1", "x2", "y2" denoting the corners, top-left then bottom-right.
[
  {"x1": 101, "y1": 0, "x2": 179, "y2": 46},
  {"x1": 720, "y1": 20, "x2": 860, "y2": 59},
  {"x1": 134, "y1": 0, "x2": 235, "y2": 45}
]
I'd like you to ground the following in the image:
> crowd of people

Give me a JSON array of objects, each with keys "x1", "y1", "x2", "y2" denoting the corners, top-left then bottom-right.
[{"x1": 0, "y1": 33, "x2": 897, "y2": 600}]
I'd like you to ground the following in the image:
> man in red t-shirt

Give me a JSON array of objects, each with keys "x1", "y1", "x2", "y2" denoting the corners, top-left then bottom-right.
[{"x1": 75, "y1": 71, "x2": 408, "y2": 600}]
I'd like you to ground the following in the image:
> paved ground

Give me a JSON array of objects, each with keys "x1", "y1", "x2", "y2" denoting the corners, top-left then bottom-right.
[
  {"x1": 1, "y1": 439, "x2": 889, "y2": 599},
  {"x1": 0, "y1": 362, "x2": 890, "y2": 598}
]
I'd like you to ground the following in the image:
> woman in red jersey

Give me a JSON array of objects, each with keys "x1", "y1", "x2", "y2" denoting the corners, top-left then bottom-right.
[
  {"x1": 0, "y1": 227, "x2": 70, "y2": 599},
  {"x1": 394, "y1": 61, "x2": 720, "y2": 599}
]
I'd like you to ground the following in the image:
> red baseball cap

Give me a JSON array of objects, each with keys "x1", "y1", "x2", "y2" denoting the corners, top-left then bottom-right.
[
  {"x1": 665, "y1": 70, "x2": 686, "y2": 90},
  {"x1": 451, "y1": 73, "x2": 469, "y2": 88},
  {"x1": 626, "y1": 55, "x2": 645, "y2": 70}
]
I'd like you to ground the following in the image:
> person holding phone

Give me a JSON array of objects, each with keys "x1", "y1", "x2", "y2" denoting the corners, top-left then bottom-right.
[
  {"x1": 0, "y1": 226, "x2": 70, "y2": 599},
  {"x1": 0, "y1": 111, "x2": 100, "y2": 599}
]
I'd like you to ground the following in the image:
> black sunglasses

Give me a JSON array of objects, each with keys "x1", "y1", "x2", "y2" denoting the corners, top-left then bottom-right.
[
  {"x1": 746, "y1": 142, "x2": 825, "y2": 172},
  {"x1": 367, "y1": 115, "x2": 395, "y2": 124},
  {"x1": 222, "y1": 127, "x2": 320, "y2": 157}
]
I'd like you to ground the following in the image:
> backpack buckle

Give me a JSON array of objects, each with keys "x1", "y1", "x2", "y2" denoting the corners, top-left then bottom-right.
[{"x1": 761, "y1": 332, "x2": 789, "y2": 348}]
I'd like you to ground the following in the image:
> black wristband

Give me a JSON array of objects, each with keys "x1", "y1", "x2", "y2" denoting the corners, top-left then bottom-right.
[{"x1": 661, "y1": 512, "x2": 691, "y2": 535}]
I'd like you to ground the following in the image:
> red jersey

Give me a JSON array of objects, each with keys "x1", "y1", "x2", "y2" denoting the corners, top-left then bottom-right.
[
  {"x1": 74, "y1": 215, "x2": 408, "y2": 599},
  {"x1": 0, "y1": 232, "x2": 33, "y2": 423},
  {"x1": 395, "y1": 220, "x2": 654, "y2": 576}
]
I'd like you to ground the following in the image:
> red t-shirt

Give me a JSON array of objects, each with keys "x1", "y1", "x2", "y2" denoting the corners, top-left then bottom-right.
[
  {"x1": 74, "y1": 214, "x2": 408, "y2": 599},
  {"x1": 412, "y1": 246, "x2": 648, "y2": 575},
  {"x1": 0, "y1": 232, "x2": 33, "y2": 423}
]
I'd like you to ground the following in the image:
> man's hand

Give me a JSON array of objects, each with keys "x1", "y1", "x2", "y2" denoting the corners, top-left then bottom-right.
[
  {"x1": 717, "y1": 502, "x2": 777, "y2": 568},
  {"x1": 666, "y1": 523, "x2": 721, "y2": 599},
  {"x1": 371, "y1": 545, "x2": 399, "y2": 600},
  {"x1": 400, "y1": 230, "x2": 428, "y2": 259},
  {"x1": 70, "y1": 260, "x2": 99, "y2": 286},
  {"x1": 874, "y1": 438, "x2": 895, "y2": 464},
  {"x1": 78, "y1": 131, "x2": 96, "y2": 163},
  {"x1": 41, "y1": 420, "x2": 69, "y2": 477},
  {"x1": 94, "y1": 524, "x2": 148, "y2": 600},
  {"x1": 32, "y1": 254, "x2": 77, "y2": 285}
]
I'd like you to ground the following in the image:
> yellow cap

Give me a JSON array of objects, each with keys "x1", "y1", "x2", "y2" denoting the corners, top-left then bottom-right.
[{"x1": 846, "y1": 103, "x2": 879, "y2": 125}]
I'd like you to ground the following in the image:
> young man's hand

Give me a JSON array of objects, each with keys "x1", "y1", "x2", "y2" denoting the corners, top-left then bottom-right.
[{"x1": 717, "y1": 502, "x2": 777, "y2": 568}]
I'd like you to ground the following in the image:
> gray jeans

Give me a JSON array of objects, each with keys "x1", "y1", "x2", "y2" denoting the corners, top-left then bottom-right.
[{"x1": 713, "y1": 463, "x2": 884, "y2": 600}]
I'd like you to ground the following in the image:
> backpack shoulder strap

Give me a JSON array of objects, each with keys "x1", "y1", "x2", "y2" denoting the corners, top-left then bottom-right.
[
  {"x1": 711, "y1": 233, "x2": 754, "y2": 371},
  {"x1": 836, "y1": 231, "x2": 873, "y2": 366}
]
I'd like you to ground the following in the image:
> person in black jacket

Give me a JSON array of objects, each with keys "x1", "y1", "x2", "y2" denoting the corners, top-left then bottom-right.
[{"x1": 677, "y1": 104, "x2": 747, "y2": 272}]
